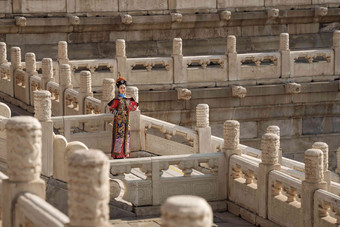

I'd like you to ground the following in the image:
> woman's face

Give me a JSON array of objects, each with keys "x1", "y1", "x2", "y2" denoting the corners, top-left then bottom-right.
[{"x1": 118, "y1": 84, "x2": 126, "y2": 95}]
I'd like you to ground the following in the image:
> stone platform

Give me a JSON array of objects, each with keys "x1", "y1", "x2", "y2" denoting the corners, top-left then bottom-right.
[{"x1": 110, "y1": 212, "x2": 255, "y2": 227}]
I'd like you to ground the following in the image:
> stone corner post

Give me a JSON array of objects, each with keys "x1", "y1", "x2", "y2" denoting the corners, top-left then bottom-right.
[
  {"x1": 0, "y1": 42, "x2": 7, "y2": 65},
  {"x1": 161, "y1": 195, "x2": 213, "y2": 227},
  {"x1": 312, "y1": 142, "x2": 330, "y2": 190},
  {"x1": 227, "y1": 35, "x2": 238, "y2": 81},
  {"x1": 333, "y1": 30, "x2": 340, "y2": 76},
  {"x1": 79, "y1": 70, "x2": 93, "y2": 114},
  {"x1": 25, "y1": 52, "x2": 36, "y2": 77},
  {"x1": 10, "y1": 46, "x2": 21, "y2": 97},
  {"x1": 68, "y1": 149, "x2": 110, "y2": 227},
  {"x1": 34, "y1": 90, "x2": 53, "y2": 177},
  {"x1": 102, "y1": 78, "x2": 115, "y2": 113},
  {"x1": 172, "y1": 37, "x2": 186, "y2": 84},
  {"x1": 258, "y1": 133, "x2": 280, "y2": 218},
  {"x1": 59, "y1": 64, "x2": 72, "y2": 116},
  {"x1": 41, "y1": 58, "x2": 53, "y2": 90},
  {"x1": 58, "y1": 41, "x2": 69, "y2": 65},
  {"x1": 302, "y1": 148, "x2": 327, "y2": 227},
  {"x1": 2, "y1": 116, "x2": 45, "y2": 227},
  {"x1": 127, "y1": 86, "x2": 141, "y2": 152},
  {"x1": 279, "y1": 33, "x2": 291, "y2": 78},
  {"x1": 266, "y1": 125, "x2": 282, "y2": 164},
  {"x1": 196, "y1": 104, "x2": 211, "y2": 154},
  {"x1": 115, "y1": 39, "x2": 127, "y2": 80}
]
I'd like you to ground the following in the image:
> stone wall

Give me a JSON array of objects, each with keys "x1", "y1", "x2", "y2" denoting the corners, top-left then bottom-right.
[
  {"x1": 0, "y1": 3, "x2": 339, "y2": 59},
  {"x1": 139, "y1": 80, "x2": 340, "y2": 170}
]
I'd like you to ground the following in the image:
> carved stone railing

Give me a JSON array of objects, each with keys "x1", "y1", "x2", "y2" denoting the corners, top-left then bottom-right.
[
  {"x1": 84, "y1": 96, "x2": 101, "y2": 114},
  {"x1": 110, "y1": 152, "x2": 226, "y2": 206},
  {"x1": 183, "y1": 55, "x2": 227, "y2": 83},
  {"x1": 52, "y1": 113, "x2": 112, "y2": 153},
  {"x1": 291, "y1": 49, "x2": 334, "y2": 77},
  {"x1": 29, "y1": 75, "x2": 42, "y2": 104},
  {"x1": 0, "y1": 63, "x2": 12, "y2": 96},
  {"x1": 14, "y1": 193, "x2": 70, "y2": 227},
  {"x1": 314, "y1": 190, "x2": 340, "y2": 227},
  {"x1": 228, "y1": 154, "x2": 259, "y2": 213},
  {"x1": 46, "y1": 81, "x2": 60, "y2": 116},
  {"x1": 268, "y1": 170, "x2": 303, "y2": 226},
  {"x1": 140, "y1": 114, "x2": 199, "y2": 155},
  {"x1": 64, "y1": 88, "x2": 79, "y2": 115},
  {"x1": 69, "y1": 59, "x2": 116, "y2": 89},
  {"x1": 14, "y1": 69, "x2": 30, "y2": 104},
  {"x1": 0, "y1": 116, "x2": 7, "y2": 164},
  {"x1": 127, "y1": 57, "x2": 173, "y2": 86},
  {"x1": 238, "y1": 52, "x2": 280, "y2": 80}
]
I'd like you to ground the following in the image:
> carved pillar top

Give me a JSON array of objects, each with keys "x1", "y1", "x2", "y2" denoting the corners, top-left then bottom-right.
[
  {"x1": 261, "y1": 133, "x2": 279, "y2": 165},
  {"x1": 223, "y1": 120, "x2": 240, "y2": 151},
  {"x1": 6, "y1": 116, "x2": 42, "y2": 182},
  {"x1": 102, "y1": 78, "x2": 115, "y2": 102},
  {"x1": 42, "y1": 58, "x2": 53, "y2": 80},
  {"x1": 333, "y1": 30, "x2": 340, "y2": 49},
  {"x1": 58, "y1": 41, "x2": 68, "y2": 62},
  {"x1": 312, "y1": 142, "x2": 328, "y2": 171},
  {"x1": 25, "y1": 52, "x2": 36, "y2": 75},
  {"x1": 227, "y1": 35, "x2": 236, "y2": 54},
  {"x1": 161, "y1": 195, "x2": 213, "y2": 227},
  {"x1": 79, "y1": 70, "x2": 92, "y2": 96},
  {"x1": 280, "y1": 33, "x2": 290, "y2": 51},
  {"x1": 304, "y1": 148, "x2": 324, "y2": 183},
  {"x1": 68, "y1": 149, "x2": 110, "y2": 227},
  {"x1": 172, "y1": 38, "x2": 182, "y2": 56},
  {"x1": 266, "y1": 125, "x2": 280, "y2": 136},
  {"x1": 126, "y1": 86, "x2": 138, "y2": 103},
  {"x1": 196, "y1": 104, "x2": 209, "y2": 128},
  {"x1": 116, "y1": 39, "x2": 126, "y2": 58},
  {"x1": 0, "y1": 42, "x2": 7, "y2": 64},
  {"x1": 10, "y1": 47, "x2": 21, "y2": 68},
  {"x1": 34, "y1": 90, "x2": 51, "y2": 122},
  {"x1": 60, "y1": 64, "x2": 72, "y2": 88}
]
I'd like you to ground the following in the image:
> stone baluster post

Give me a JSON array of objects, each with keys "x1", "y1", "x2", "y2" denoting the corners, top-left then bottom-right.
[
  {"x1": 172, "y1": 38, "x2": 186, "y2": 84},
  {"x1": 280, "y1": 33, "x2": 291, "y2": 78},
  {"x1": 68, "y1": 149, "x2": 110, "y2": 227},
  {"x1": 24, "y1": 52, "x2": 36, "y2": 105},
  {"x1": 127, "y1": 86, "x2": 141, "y2": 151},
  {"x1": 25, "y1": 52, "x2": 36, "y2": 77},
  {"x1": 102, "y1": 78, "x2": 115, "y2": 113},
  {"x1": 312, "y1": 142, "x2": 330, "y2": 190},
  {"x1": 333, "y1": 30, "x2": 340, "y2": 76},
  {"x1": 196, "y1": 104, "x2": 211, "y2": 153},
  {"x1": 161, "y1": 195, "x2": 213, "y2": 227},
  {"x1": 227, "y1": 35, "x2": 239, "y2": 81},
  {"x1": 41, "y1": 58, "x2": 53, "y2": 90},
  {"x1": 337, "y1": 147, "x2": 340, "y2": 175},
  {"x1": 10, "y1": 47, "x2": 21, "y2": 97},
  {"x1": 58, "y1": 41, "x2": 69, "y2": 65},
  {"x1": 0, "y1": 42, "x2": 7, "y2": 64},
  {"x1": 78, "y1": 70, "x2": 93, "y2": 114},
  {"x1": 302, "y1": 148, "x2": 326, "y2": 227},
  {"x1": 266, "y1": 125, "x2": 282, "y2": 164},
  {"x1": 116, "y1": 39, "x2": 127, "y2": 80},
  {"x1": 59, "y1": 64, "x2": 72, "y2": 115},
  {"x1": 258, "y1": 133, "x2": 280, "y2": 218},
  {"x1": 2, "y1": 116, "x2": 45, "y2": 227},
  {"x1": 34, "y1": 90, "x2": 53, "y2": 177},
  {"x1": 223, "y1": 120, "x2": 240, "y2": 198}
]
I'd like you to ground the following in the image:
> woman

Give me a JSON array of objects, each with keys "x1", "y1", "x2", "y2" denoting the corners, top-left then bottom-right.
[{"x1": 108, "y1": 75, "x2": 138, "y2": 159}]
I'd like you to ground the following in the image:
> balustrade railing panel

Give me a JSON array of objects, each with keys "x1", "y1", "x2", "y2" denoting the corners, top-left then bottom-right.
[
  {"x1": 291, "y1": 49, "x2": 334, "y2": 77},
  {"x1": 314, "y1": 189, "x2": 340, "y2": 227},
  {"x1": 228, "y1": 155, "x2": 259, "y2": 214},
  {"x1": 47, "y1": 81, "x2": 60, "y2": 116},
  {"x1": 0, "y1": 63, "x2": 12, "y2": 96},
  {"x1": 14, "y1": 69, "x2": 30, "y2": 104},
  {"x1": 184, "y1": 56, "x2": 227, "y2": 83},
  {"x1": 64, "y1": 88, "x2": 79, "y2": 115},
  {"x1": 268, "y1": 170, "x2": 303, "y2": 227},
  {"x1": 127, "y1": 57, "x2": 173, "y2": 85},
  {"x1": 238, "y1": 52, "x2": 281, "y2": 80}
]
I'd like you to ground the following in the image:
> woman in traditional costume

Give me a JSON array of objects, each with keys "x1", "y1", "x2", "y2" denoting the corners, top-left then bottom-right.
[{"x1": 108, "y1": 75, "x2": 138, "y2": 159}]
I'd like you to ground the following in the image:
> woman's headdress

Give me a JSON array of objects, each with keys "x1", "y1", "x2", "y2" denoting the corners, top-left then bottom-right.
[{"x1": 116, "y1": 72, "x2": 127, "y2": 88}]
